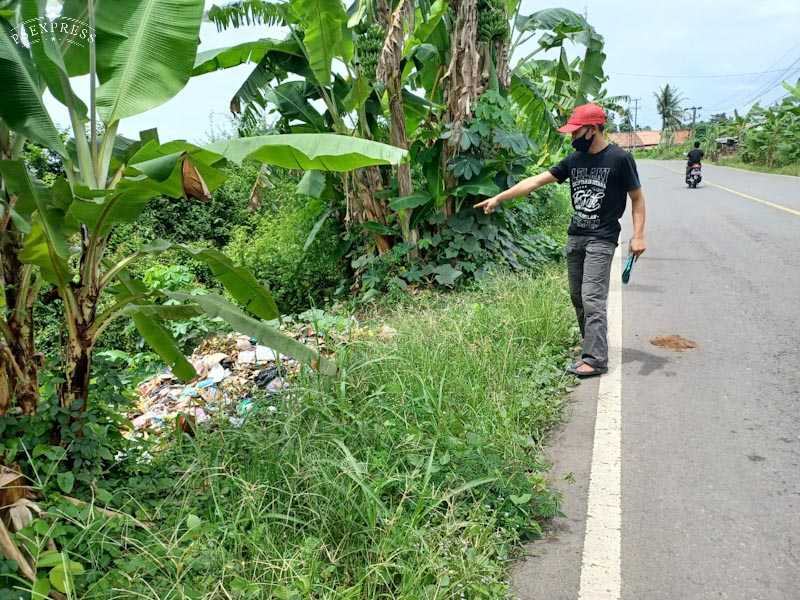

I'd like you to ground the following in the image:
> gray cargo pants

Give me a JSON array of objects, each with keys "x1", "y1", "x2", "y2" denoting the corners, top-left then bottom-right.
[{"x1": 565, "y1": 235, "x2": 617, "y2": 369}]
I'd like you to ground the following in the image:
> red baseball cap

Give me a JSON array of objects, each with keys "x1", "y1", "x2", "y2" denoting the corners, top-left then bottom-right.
[{"x1": 557, "y1": 103, "x2": 606, "y2": 133}]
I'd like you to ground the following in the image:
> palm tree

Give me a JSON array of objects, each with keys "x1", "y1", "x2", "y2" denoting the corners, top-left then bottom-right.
[{"x1": 654, "y1": 84, "x2": 684, "y2": 131}]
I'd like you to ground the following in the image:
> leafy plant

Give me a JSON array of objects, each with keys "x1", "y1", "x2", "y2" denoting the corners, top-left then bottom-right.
[
  {"x1": 738, "y1": 80, "x2": 800, "y2": 168},
  {"x1": 199, "y1": 0, "x2": 610, "y2": 261},
  {"x1": 226, "y1": 196, "x2": 348, "y2": 312},
  {"x1": 355, "y1": 187, "x2": 566, "y2": 296},
  {"x1": 0, "y1": 0, "x2": 407, "y2": 418}
]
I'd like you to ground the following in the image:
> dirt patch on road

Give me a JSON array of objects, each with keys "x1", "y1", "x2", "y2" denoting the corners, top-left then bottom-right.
[{"x1": 650, "y1": 335, "x2": 698, "y2": 351}]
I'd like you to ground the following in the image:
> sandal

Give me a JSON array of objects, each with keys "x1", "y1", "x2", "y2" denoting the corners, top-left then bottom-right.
[{"x1": 566, "y1": 362, "x2": 608, "y2": 378}]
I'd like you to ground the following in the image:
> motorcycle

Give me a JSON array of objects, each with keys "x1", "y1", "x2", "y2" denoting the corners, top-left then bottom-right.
[{"x1": 686, "y1": 163, "x2": 702, "y2": 188}]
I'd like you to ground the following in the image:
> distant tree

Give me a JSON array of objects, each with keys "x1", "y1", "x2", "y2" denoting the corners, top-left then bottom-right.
[
  {"x1": 654, "y1": 84, "x2": 684, "y2": 131},
  {"x1": 709, "y1": 112, "x2": 728, "y2": 124}
]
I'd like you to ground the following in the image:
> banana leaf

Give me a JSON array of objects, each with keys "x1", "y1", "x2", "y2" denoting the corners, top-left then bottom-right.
[
  {"x1": 206, "y1": 133, "x2": 408, "y2": 170},
  {"x1": 170, "y1": 292, "x2": 337, "y2": 376},
  {"x1": 95, "y1": 0, "x2": 204, "y2": 123},
  {"x1": 0, "y1": 18, "x2": 68, "y2": 156}
]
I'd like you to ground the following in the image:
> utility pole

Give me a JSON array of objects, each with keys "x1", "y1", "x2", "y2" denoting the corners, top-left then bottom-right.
[
  {"x1": 628, "y1": 98, "x2": 640, "y2": 149},
  {"x1": 685, "y1": 105, "x2": 702, "y2": 130}
]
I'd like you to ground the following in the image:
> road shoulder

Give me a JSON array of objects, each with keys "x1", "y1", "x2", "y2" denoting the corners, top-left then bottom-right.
[{"x1": 510, "y1": 377, "x2": 600, "y2": 600}]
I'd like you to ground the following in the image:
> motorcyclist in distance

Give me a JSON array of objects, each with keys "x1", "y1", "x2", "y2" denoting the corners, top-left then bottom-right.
[{"x1": 686, "y1": 141, "x2": 704, "y2": 178}]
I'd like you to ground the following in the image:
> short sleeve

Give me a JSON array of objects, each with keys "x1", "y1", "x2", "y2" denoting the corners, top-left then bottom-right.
[
  {"x1": 549, "y1": 154, "x2": 572, "y2": 183},
  {"x1": 620, "y1": 152, "x2": 641, "y2": 192}
]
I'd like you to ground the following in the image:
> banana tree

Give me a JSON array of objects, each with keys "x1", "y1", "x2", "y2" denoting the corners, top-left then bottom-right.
[
  {"x1": 507, "y1": 7, "x2": 607, "y2": 160},
  {"x1": 0, "y1": 0, "x2": 407, "y2": 413},
  {"x1": 198, "y1": 1, "x2": 607, "y2": 253},
  {"x1": 199, "y1": 0, "x2": 452, "y2": 248},
  {"x1": 415, "y1": 2, "x2": 608, "y2": 212},
  {"x1": 199, "y1": 0, "x2": 403, "y2": 251},
  {"x1": 513, "y1": 56, "x2": 627, "y2": 161},
  {"x1": 737, "y1": 80, "x2": 800, "y2": 168}
]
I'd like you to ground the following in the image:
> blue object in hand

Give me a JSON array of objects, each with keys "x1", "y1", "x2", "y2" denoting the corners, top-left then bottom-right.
[{"x1": 622, "y1": 254, "x2": 635, "y2": 284}]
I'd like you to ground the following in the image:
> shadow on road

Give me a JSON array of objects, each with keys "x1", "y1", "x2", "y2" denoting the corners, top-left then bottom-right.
[{"x1": 622, "y1": 347, "x2": 671, "y2": 376}]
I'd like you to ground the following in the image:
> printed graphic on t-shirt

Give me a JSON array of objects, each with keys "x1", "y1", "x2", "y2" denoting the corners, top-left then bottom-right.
[{"x1": 570, "y1": 167, "x2": 610, "y2": 230}]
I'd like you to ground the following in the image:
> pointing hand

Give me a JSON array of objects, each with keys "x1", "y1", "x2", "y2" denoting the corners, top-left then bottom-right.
[{"x1": 474, "y1": 196, "x2": 501, "y2": 214}]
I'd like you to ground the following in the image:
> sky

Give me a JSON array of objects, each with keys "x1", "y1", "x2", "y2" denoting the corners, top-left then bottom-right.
[
  {"x1": 42, "y1": 0, "x2": 800, "y2": 142},
  {"x1": 552, "y1": 0, "x2": 800, "y2": 128}
]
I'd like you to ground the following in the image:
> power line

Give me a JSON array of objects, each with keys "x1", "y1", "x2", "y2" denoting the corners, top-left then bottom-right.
[
  {"x1": 738, "y1": 58, "x2": 800, "y2": 106},
  {"x1": 609, "y1": 68, "x2": 789, "y2": 79},
  {"x1": 704, "y1": 43, "x2": 800, "y2": 110},
  {"x1": 706, "y1": 56, "x2": 800, "y2": 113},
  {"x1": 624, "y1": 45, "x2": 800, "y2": 126}
]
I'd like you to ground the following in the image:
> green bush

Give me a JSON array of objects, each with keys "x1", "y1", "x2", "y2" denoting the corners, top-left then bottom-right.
[
  {"x1": 632, "y1": 143, "x2": 689, "y2": 160},
  {"x1": 146, "y1": 165, "x2": 257, "y2": 246},
  {"x1": 351, "y1": 186, "x2": 567, "y2": 300},
  {"x1": 226, "y1": 196, "x2": 348, "y2": 314}
]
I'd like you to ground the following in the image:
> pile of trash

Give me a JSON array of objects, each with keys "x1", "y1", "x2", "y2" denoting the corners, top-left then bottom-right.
[
  {"x1": 130, "y1": 333, "x2": 301, "y2": 434},
  {"x1": 129, "y1": 312, "x2": 399, "y2": 436}
]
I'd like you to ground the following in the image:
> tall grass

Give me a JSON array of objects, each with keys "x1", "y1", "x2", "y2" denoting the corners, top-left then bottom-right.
[
  {"x1": 712, "y1": 156, "x2": 799, "y2": 177},
  {"x1": 65, "y1": 269, "x2": 576, "y2": 599}
]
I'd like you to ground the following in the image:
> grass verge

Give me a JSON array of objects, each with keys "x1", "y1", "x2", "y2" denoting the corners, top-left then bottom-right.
[
  {"x1": 711, "y1": 157, "x2": 799, "y2": 177},
  {"x1": 54, "y1": 267, "x2": 577, "y2": 599}
]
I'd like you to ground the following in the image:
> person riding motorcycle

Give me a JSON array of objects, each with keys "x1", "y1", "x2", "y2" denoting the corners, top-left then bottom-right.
[{"x1": 686, "y1": 141, "x2": 704, "y2": 178}]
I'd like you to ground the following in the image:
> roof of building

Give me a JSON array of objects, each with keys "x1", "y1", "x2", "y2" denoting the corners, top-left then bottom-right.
[{"x1": 607, "y1": 129, "x2": 693, "y2": 149}]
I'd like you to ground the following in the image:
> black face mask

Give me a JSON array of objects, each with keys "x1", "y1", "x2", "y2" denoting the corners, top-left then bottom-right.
[{"x1": 571, "y1": 130, "x2": 593, "y2": 153}]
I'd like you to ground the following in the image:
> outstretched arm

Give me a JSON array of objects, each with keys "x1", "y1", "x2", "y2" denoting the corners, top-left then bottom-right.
[
  {"x1": 474, "y1": 171, "x2": 558, "y2": 214},
  {"x1": 629, "y1": 187, "x2": 647, "y2": 257}
]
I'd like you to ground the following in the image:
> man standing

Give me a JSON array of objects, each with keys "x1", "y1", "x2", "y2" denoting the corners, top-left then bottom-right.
[{"x1": 475, "y1": 103, "x2": 647, "y2": 378}]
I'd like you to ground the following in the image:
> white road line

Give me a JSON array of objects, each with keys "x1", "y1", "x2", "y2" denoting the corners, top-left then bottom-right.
[
  {"x1": 578, "y1": 246, "x2": 623, "y2": 600},
  {"x1": 656, "y1": 164, "x2": 800, "y2": 217},
  {"x1": 703, "y1": 181, "x2": 800, "y2": 217}
]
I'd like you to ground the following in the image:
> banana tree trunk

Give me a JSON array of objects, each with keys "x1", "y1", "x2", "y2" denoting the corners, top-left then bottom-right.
[
  {"x1": 390, "y1": 98, "x2": 418, "y2": 248},
  {"x1": 444, "y1": 0, "x2": 483, "y2": 119},
  {"x1": 1, "y1": 326, "x2": 40, "y2": 416},
  {"x1": 59, "y1": 324, "x2": 93, "y2": 409},
  {"x1": 441, "y1": 0, "x2": 482, "y2": 216},
  {"x1": 0, "y1": 235, "x2": 40, "y2": 415},
  {"x1": 377, "y1": 0, "x2": 418, "y2": 250},
  {"x1": 346, "y1": 168, "x2": 392, "y2": 254},
  {"x1": 59, "y1": 250, "x2": 102, "y2": 408},
  {"x1": 1, "y1": 128, "x2": 39, "y2": 415},
  {"x1": 494, "y1": 37, "x2": 511, "y2": 89}
]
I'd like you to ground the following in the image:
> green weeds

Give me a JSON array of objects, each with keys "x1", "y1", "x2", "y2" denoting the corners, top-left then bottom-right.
[{"x1": 32, "y1": 269, "x2": 577, "y2": 599}]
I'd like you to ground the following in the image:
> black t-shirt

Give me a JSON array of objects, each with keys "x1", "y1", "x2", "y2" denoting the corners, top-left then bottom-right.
[
  {"x1": 687, "y1": 148, "x2": 704, "y2": 164},
  {"x1": 549, "y1": 143, "x2": 641, "y2": 243}
]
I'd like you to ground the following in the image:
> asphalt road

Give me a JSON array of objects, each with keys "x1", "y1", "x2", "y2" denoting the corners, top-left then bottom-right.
[{"x1": 512, "y1": 160, "x2": 800, "y2": 599}]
